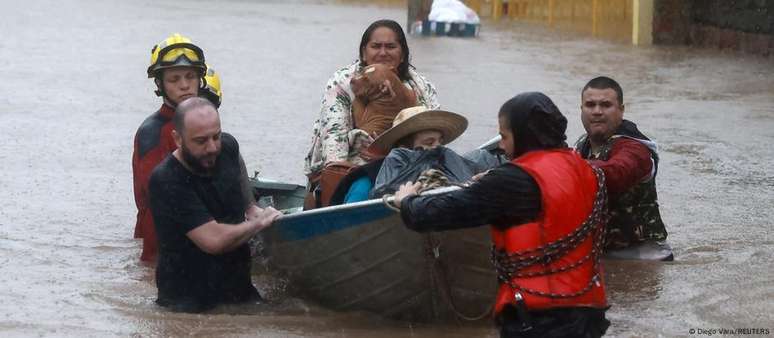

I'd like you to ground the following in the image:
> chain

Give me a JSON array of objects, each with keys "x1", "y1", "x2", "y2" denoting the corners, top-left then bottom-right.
[{"x1": 492, "y1": 167, "x2": 608, "y2": 299}]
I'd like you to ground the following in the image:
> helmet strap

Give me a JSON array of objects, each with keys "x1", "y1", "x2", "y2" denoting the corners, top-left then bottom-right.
[{"x1": 154, "y1": 77, "x2": 165, "y2": 98}]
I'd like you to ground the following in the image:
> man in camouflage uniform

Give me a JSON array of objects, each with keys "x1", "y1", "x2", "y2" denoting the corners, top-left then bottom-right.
[{"x1": 575, "y1": 76, "x2": 672, "y2": 261}]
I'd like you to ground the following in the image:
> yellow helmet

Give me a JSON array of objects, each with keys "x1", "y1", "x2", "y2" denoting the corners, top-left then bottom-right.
[
  {"x1": 201, "y1": 65, "x2": 223, "y2": 108},
  {"x1": 147, "y1": 33, "x2": 206, "y2": 78}
]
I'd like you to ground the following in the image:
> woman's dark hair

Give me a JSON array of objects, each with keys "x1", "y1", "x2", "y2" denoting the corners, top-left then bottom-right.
[
  {"x1": 359, "y1": 19, "x2": 411, "y2": 81},
  {"x1": 498, "y1": 92, "x2": 568, "y2": 157}
]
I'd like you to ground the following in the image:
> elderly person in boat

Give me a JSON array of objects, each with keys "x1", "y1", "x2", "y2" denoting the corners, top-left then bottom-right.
[
  {"x1": 575, "y1": 76, "x2": 672, "y2": 261},
  {"x1": 394, "y1": 92, "x2": 610, "y2": 338},
  {"x1": 331, "y1": 105, "x2": 470, "y2": 204},
  {"x1": 303, "y1": 19, "x2": 440, "y2": 208}
]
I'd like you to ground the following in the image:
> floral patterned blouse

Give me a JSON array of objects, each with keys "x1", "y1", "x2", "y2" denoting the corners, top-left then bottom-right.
[{"x1": 303, "y1": 60, "x2": 440, "y2": 176}]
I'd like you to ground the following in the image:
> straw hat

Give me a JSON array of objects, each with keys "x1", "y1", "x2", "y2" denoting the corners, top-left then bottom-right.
[{"x1": 367, "y1": 106, "x2": 468, "y2": 154}]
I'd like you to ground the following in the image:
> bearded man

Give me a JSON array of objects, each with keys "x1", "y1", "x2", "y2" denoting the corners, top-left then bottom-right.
[{"x1": 148, "y1": 97, "x2": 282, "y2": 313}]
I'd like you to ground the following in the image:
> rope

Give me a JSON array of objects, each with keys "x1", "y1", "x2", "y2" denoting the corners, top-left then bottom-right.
[
  {"x1": 382, "y1": 194, "x2": 401, "y2": 212},
  {"x1": 383, "y1": 169, "x2": 490, "y2": 320},
  {"x1": 432, "y1": 253, "x2": 494, "y2": 321},
  {"x1": 417, "y1": 169, "x2": 491, "y2": 321}
]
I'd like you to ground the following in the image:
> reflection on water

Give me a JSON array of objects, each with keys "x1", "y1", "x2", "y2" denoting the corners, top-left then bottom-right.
[
  {"x1": 676, "y1": 245, "x2": 724, "y2": 265},
  {"x1": 604, "y1": 260, "x2": 666, "y2": 303},
  {"x1": 0, "y1": 0, "x2": 773, "y2": 336}
]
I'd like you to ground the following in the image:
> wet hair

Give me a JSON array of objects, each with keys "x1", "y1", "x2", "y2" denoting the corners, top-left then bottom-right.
[
  {"x1": 173, "y1": 97, "x2": 217, "y2": 135},
  {"x1": 582, "y1": 76, "x2": 623, "y2": 105},
  {"x1": 498, "y1": 92, "x2": 568, "y2": 157},
  {"x1": 358, "y1": 19, "x2": 411, "y2": 81}
]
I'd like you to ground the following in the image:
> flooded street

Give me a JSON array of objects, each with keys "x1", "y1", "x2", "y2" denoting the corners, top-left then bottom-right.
[{"x1": 1, "y1": 0, "x2": 773, "y2": 336}]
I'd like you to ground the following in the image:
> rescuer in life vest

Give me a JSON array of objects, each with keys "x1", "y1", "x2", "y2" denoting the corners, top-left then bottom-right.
[{"x1": 393, "y1": 92, "x2": 611, "y2": 338}]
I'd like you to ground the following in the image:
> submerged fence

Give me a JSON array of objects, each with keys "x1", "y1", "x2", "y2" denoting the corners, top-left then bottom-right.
[
  {"x1": 464, "y1": 0, "x2": 653, "y2": 44},
  {"x1": 404, "y1": 0, "x2": 772, "y2": 54}
]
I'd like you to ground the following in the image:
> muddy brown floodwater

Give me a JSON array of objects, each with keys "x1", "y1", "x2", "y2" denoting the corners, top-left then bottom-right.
[{"x1": 1, "y1": 0, "x2": 772, "y2": 337}]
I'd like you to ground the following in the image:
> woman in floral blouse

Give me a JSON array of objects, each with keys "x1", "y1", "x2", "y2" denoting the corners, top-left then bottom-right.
[{"x1": 303, "y1": 19, "x2": 440, "y2": 177}]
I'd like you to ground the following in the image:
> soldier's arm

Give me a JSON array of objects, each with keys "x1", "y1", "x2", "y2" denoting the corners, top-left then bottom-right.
[{"x1": 589, "y1": 138, "x2": 653, "y2": 194}]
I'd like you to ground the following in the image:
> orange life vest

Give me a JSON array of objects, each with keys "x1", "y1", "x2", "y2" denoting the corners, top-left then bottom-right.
[{"x1": 491, "y1": 149, "x2": 607, "y2": 314}]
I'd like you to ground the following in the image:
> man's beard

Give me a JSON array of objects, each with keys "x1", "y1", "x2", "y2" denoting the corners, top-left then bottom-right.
[{"x1": 181, "y1": 144, "x2": 218, "y2": 175}]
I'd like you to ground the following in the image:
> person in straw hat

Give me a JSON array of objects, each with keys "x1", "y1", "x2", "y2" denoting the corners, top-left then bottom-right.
[
  {"x1": 367, "y1": 105, "x2": 467, "y2": 155},
  {"x1": 335, "y1": 105, "x2": 473, "y2": 203}
]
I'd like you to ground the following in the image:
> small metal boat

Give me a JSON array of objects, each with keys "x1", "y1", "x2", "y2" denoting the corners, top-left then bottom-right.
[{"x1": 252, "y1": 179, "x2": 497, "y2": 322}]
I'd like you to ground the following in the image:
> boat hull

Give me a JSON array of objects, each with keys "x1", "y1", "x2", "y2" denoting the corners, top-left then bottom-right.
[{"x1": 255, "y1": 180, "x2": 497, "y2": 322}]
